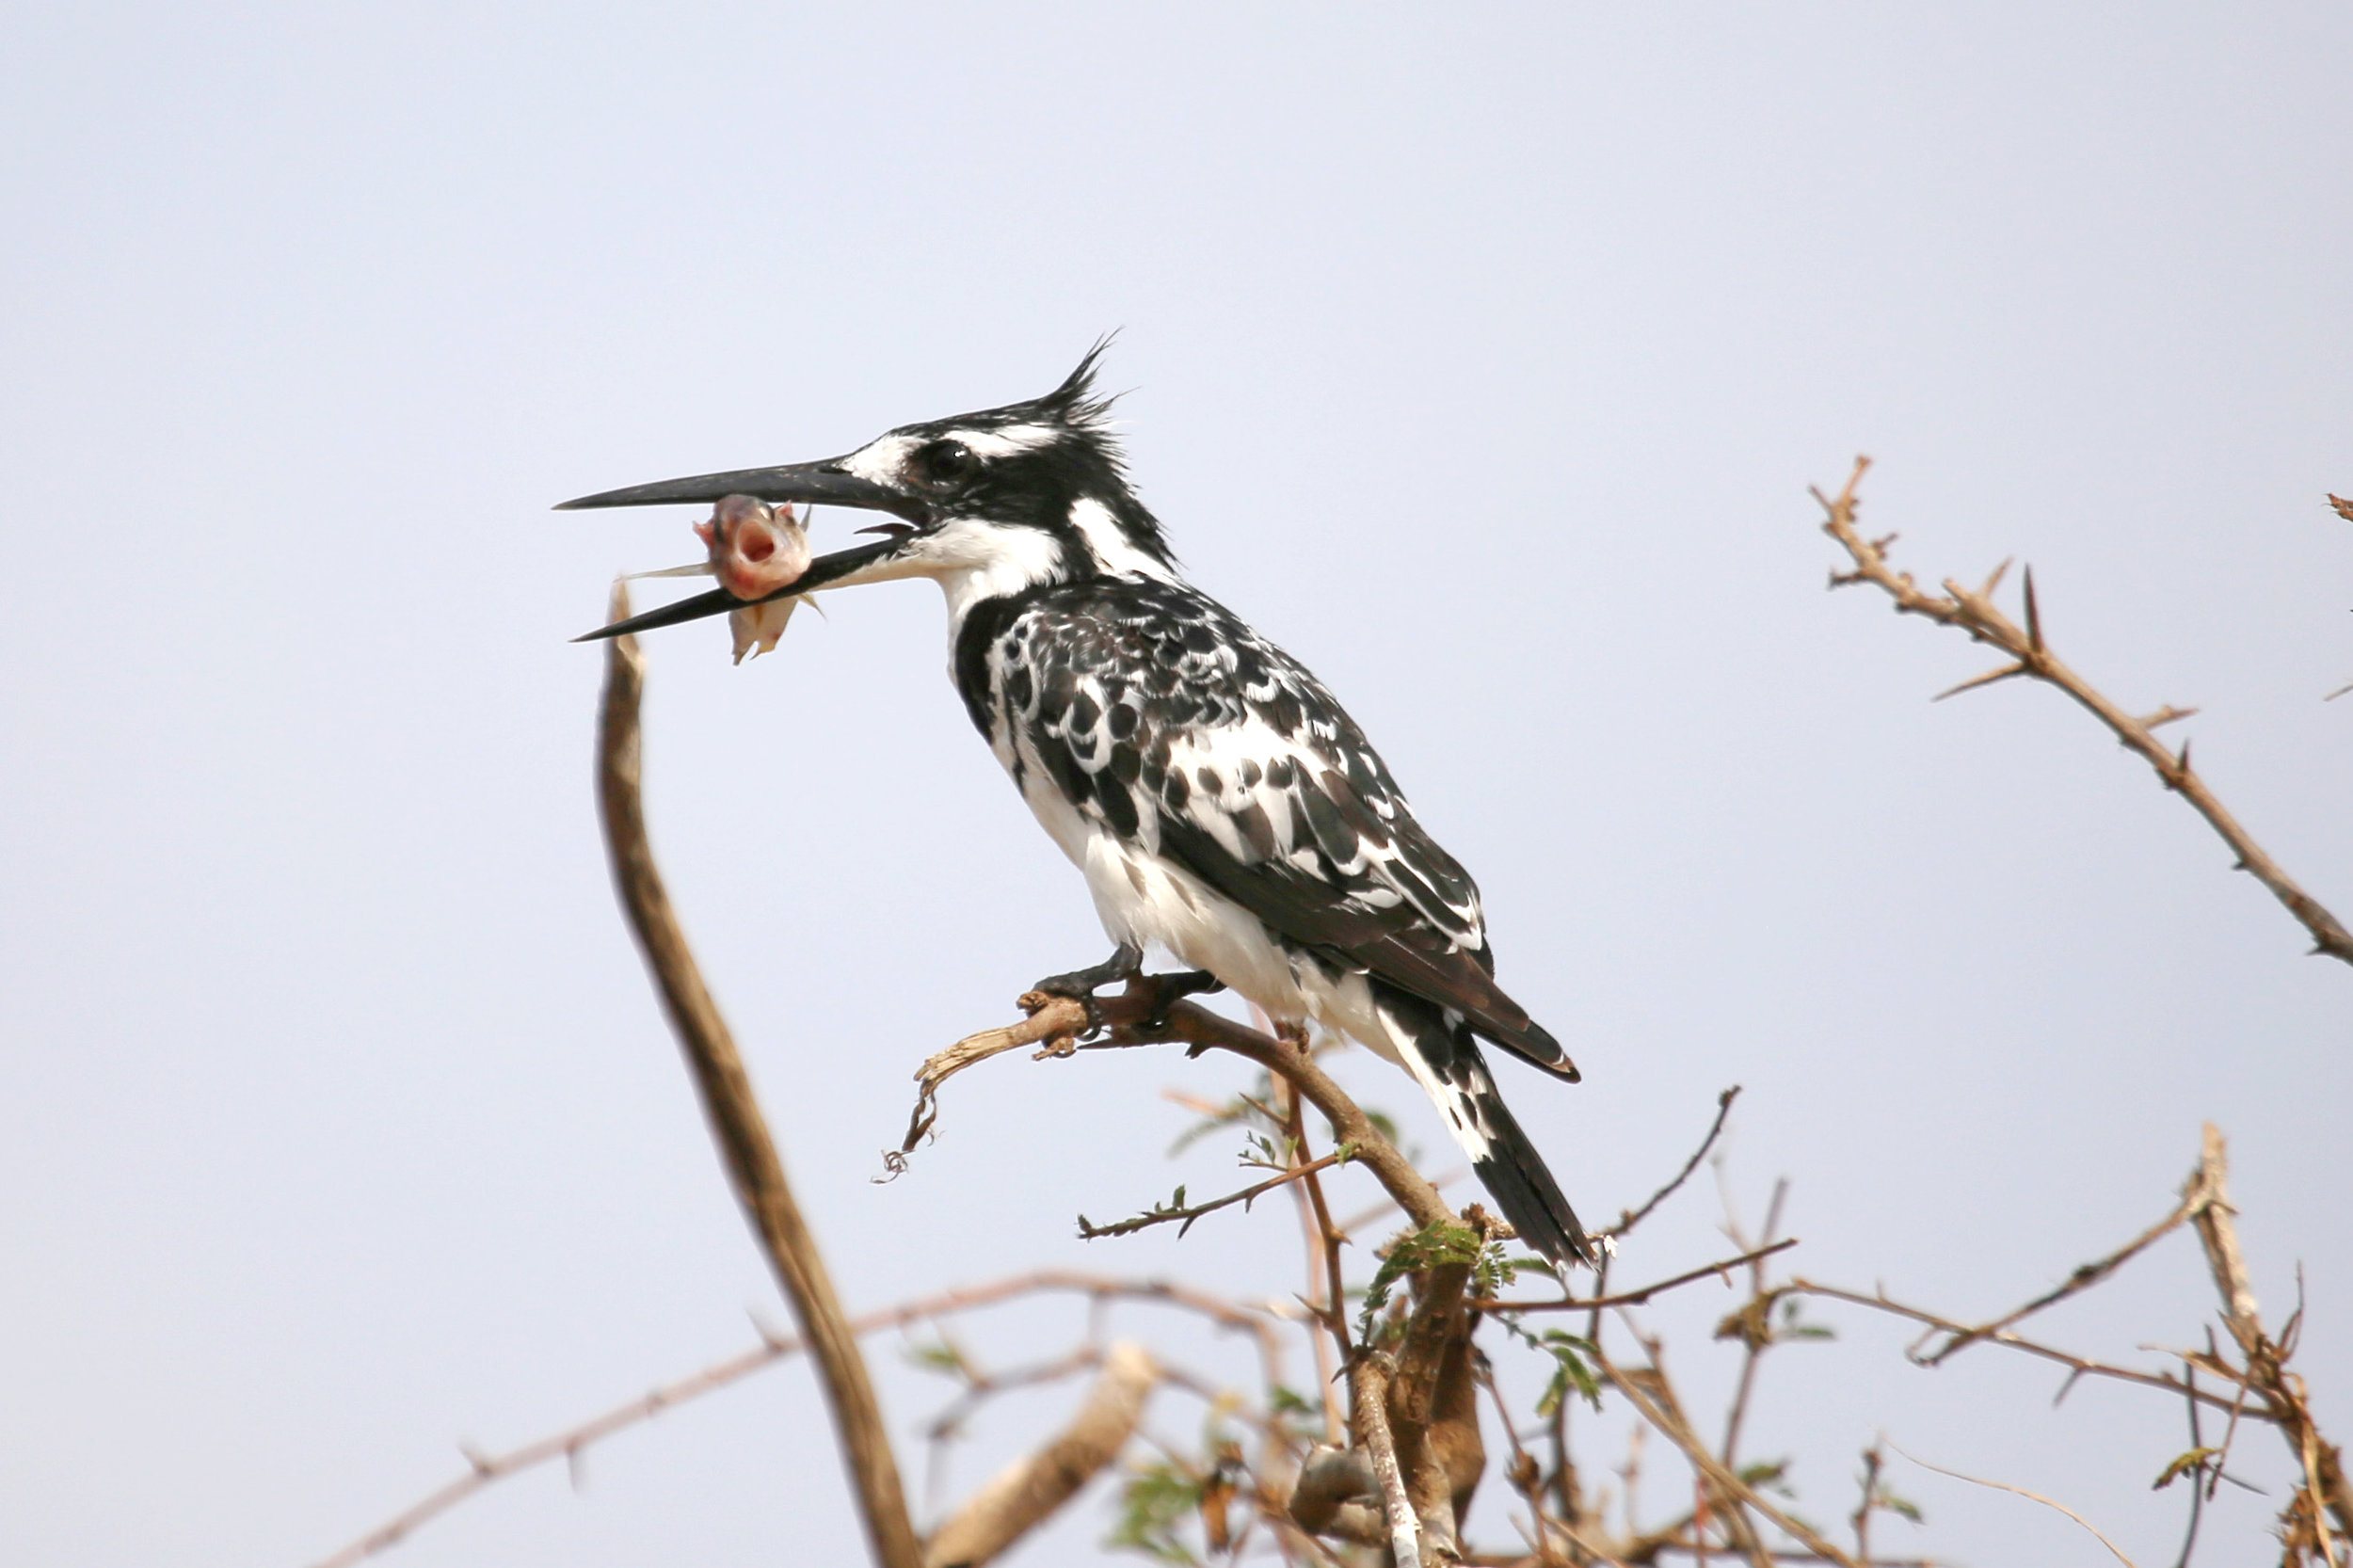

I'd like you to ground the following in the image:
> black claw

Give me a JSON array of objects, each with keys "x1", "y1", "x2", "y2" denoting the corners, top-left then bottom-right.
[
  {"x1": 1031, "y1": 941, "x2": 1144, "y2": 1036},
  {"x1": 1141, "y1": 968, "x2": 1225, "y2": 1030}
]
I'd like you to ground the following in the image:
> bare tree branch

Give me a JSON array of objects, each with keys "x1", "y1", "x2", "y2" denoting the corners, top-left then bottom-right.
[
  {"x1": 2187, "y1": 1124, "x2": 2353, "y2": 1559},
  {"x1": 311, "y1": 1269, "x2": 1289, "y2": 1567},
  {"x1": 1597, "y1": 1348, "x2": 1855, "y2": 1567},
  {"x1": 1078, "y1": 1144, "x2": 1357, "y2": 1240},
  {"x1": 1605, "y1": 1087, "x2": 1741, "y2": 1241},
  {"x1": 1913, "y1": 1175, "x2": 2210, "y2": 1366},
  {"x1": 1817, "y1": 457, "x2": 2353, "y2": 966},
  {"x1": 596, "y1": 582, "x2": 923, "y2": 1568},
  {"x1": 923, "y1": 1342, "x2": 1159, "y2": 1568},
  {"x1": 1470, "y1": 1240, "x2": 1799, "y2": 1314},
  {"x1": 1883, "y1": 1440, "x2": 2137, "y2": 1567},
  {"x1": 1353, "y1": 1352, "x2": 1426, "y2": 1566},
  {"x1": 1782, "y1": 1277, "x2": 2259, "y2": 1420}
]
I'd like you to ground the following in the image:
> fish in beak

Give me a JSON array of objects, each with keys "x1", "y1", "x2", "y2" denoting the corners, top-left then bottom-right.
[{"x1": 560, "y1": 457, "x2": 925, "y2": 644}]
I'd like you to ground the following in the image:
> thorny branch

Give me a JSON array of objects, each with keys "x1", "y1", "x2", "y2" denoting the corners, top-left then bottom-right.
[
  {"x1": 310, "y1": 1269, "x2": 1290, "y2": 1568},
  {"x1": 1817, "y1": 457, "x2": 2353, "y2": 966},
  {"x1": 1469, "y1": 1240, "x2": 1799, "y2": 1314},
  {"x1": 1604, "y1": 1086, "x2": 1741, "y2": 1241},
  {"x1": 1078, "y1": 1144, "x2": 1358, "y2": 1240}
]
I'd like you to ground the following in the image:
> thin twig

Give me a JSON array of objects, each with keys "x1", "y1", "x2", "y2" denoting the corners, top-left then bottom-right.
[
  {"x1": 1783, "y1": 1278, "x2": 2262, "y2": 1420},
  {"x1": 1817, "y1": 458, "x2": 2353, "y2": 966},
  {"x1": 309, "y1": 1266, "x2": 1284, "y2": 1566},
  {"x1": 1885, "y1": 1439, "x2": 2137, "y2": 1567},
  {"x1": 1605, "y1": 1087, "x2": 1742, "y2": 1241},
  {"x1": 1078, "y1": 1144, "x2": 1357, "y2": 1239},
  {"x1": 1913, "y1": 1176, "x2": 2209, "y2": 1366},
  {"x1": 1597, "y1": 1351, "x2": 1855, "y2": 1567},
  {"x1": 594, "y1": 583, "x2": 921, "y2": 1568},
  {"x1": 1720, "y1": 1179, "x2": 1789, "y2": 1468},
  {"x1": 1471, "y1": 1240, "x2": 1799, "y2": 1314}
]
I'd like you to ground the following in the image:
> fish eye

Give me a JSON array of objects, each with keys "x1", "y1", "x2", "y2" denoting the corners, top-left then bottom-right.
[{"x1": 915, "y1": 440, "x2": 974, "y2": 488}]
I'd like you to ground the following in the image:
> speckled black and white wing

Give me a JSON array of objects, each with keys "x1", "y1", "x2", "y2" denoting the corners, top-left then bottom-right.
[{"x1": 960, "y1": 576, "x2": 1578, "y2": 1083}]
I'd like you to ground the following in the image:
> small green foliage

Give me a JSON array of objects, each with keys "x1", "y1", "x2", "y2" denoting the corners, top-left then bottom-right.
[
  {"x1": 1779, "y1": 1295, "x2": 1835, "y2": 1341},
  {"x1": 1354, "y1": 1221, "x2": 1486, "y2": 1342},
  {"x1": 1738, "y1": 1458, "x2": 1795, "y2": 1497},
  {"x1": 1857, "y1": 1459, "x2": 1925, "y2": 1525},
  {"x1": 1106, "y1": 1460, "x2": 1203, "y2": 1565},
  {"x1": 904, "y1": 1338, "x2": 969, "y2": 1380},
  {"x1": 1501, "y1": 1319, "x2": 1603, "y2": 1415},
  {"x1": 1079, "y1": 1184, "x2": 1191, "y2": 1240},
  {"x1": 2153, "y1": 1446, "x2": 2221, "y2": 1490},
  {"x1": 1265, "y1": 1384, "x2": 1326, "y2": 1449},
  {"x1": 1716, "y1": 1294, "x2": 1834, "y2": 1351},
  {"x1": 1472, "y1": 1240, "x2": 1553, "y2": 1300}
]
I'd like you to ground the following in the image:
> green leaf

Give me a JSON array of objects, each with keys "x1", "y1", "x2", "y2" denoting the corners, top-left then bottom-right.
[
  {"x1": 1106, "y1": 1461, "x2": 1204, "y2": 1565},
  {"x1": 2153, "y1": 1447, "x2": 2220, "y2": 1490},
  {"x1": 1354, "y1": 1220, "x2": 1485, "y2": 1341}
]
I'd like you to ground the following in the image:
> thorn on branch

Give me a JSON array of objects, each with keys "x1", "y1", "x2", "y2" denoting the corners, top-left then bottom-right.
[
  {"x1": 2023, "y1": 566, "x2": 2044, "y2": 653},
  {"x1": 2137, "y1": 705, "x2": 2200, "y2": 730},
  {"x1": 1932, "y1": 663, "x2": 2029, "y2": 702}
]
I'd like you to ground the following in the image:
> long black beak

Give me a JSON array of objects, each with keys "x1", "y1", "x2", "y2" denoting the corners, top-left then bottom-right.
[
  {"x1": 559, "y1": 457, "x2": 926, "y2": 644},
  {"x1": 555, "y1": 456, "x2": 920, "y2": 517}
]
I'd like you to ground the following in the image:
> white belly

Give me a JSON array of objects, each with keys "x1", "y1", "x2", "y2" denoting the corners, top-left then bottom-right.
[{"x1": 1015, "y1": 765, "x2": 1409, "y2": 1070}]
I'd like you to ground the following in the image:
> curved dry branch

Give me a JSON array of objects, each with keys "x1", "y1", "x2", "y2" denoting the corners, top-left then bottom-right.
[
  {"x1": 1817, "y1": 457, "x2": 2353, "y2": 967},
  {"x1": 597, "y1": 582, "x2": 920, "y2": 1568},
  {"x1": 923, "y1": 1341, "x2": 1160, "y2": 1568}
]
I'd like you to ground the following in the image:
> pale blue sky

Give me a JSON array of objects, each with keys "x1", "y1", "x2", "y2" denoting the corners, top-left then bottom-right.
[{"x1": 3, "y1": 6, "x2": 2348, "y2": 1565}]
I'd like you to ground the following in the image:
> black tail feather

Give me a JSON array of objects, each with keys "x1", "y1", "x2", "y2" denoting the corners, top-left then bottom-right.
[{"x1": 1371, "y1": 983, "x2": 1591, "y2": 1267}]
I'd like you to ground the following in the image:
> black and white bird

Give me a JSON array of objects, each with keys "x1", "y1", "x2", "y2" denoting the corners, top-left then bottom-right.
[{"x1": 565, "y1": 350, "x2": 1591, "y2": 1266}]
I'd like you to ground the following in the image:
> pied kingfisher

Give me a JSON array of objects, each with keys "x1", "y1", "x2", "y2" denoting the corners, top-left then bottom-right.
[{"x1": 565, "y1": 349, "x2": 1590, "y2": 1265}]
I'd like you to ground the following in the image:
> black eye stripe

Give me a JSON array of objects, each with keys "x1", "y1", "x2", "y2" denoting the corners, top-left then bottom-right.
[{"x1": 915, "y1": 440, "x2": 974, "y2": 487}]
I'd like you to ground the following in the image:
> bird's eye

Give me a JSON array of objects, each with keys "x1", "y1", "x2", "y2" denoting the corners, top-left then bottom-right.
[{"x1": 915, "y1": 440, "x2": 974, "y2": 488}]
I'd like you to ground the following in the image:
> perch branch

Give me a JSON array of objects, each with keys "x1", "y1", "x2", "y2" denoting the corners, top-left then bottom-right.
[
  {"x1": 1817, "y1": 457, "x2": 2353, "y2": 966},
  {"x1": 908, "y1": 983, "x2": 1453, "y2": 1235},
  {"x1": 595, "y1": 583, "x2": 922, "y2": 1568}
]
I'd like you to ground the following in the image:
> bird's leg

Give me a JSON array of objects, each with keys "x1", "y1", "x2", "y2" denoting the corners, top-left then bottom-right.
[
  {"x1": 1032, "y1": 939, "x2": 1144, "y2": 1000},
  {"x1": 1029, "y1": 944, "x2": 1227, "y2": 1035},
  {"x1": 1029, "y1": 940, "x2": 1146, "y2": 1035},
  {"x1": 1135, "y1": 968, "x2": 1225, "y2": 1032}
]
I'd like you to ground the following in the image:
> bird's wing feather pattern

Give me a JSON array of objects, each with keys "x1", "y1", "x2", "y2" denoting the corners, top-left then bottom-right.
[{"x1": 984, "y1": 576, "x2": 1577, "y2": 1080}]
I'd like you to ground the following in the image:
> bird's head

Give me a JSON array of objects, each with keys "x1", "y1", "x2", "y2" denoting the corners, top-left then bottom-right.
[{"x1": 565, "y1": 344, "x2": 1175, "y2": 642}]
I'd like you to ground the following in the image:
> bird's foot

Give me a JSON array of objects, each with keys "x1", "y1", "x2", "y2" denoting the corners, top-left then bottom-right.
[
  {"x1": 1132, "y1": 968, "x2": 1225, "y2": 1032},
  {"x1": 1027, "y1": 941, "x2": 1145, "y2": 1036}
]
